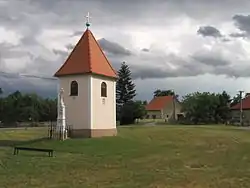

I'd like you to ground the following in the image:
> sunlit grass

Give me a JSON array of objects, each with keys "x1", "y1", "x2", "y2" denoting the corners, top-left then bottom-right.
[{"x1": 1, "y1": 125, "x2": 250, "y2": 188}]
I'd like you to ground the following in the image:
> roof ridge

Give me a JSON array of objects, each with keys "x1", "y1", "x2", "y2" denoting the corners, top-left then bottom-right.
[
  {"x1": 86, "y1": 29, "x2": 92, "y2": 72},
  {"x1": 88, "y1": 30, "x2": 117, "y2": 76}
]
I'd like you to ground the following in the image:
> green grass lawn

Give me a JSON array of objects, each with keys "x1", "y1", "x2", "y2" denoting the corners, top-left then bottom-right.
[{"x1": 1, "y1": 125, "x2": 250, "y2": 188}]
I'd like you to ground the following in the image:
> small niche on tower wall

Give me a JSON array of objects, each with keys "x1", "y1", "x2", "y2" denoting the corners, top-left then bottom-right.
[{"x1": 70, "y1": 80, "x2": 78, "y2": 96}]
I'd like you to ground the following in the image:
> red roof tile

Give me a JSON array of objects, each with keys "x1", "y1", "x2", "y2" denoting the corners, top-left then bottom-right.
[
  {"x1": 231, "y1": 96, "x2": 250, "y2": 110},
  {"x1": 146, "y1": 96, "x2": 173, "y2": 111},
  {"x1": 54, "y1": 28, "x2": 117, "y2": 78}
]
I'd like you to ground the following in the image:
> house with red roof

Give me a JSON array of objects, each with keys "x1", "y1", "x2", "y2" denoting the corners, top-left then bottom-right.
[
  {"x1": 230, "y1": 94, "x2": 250, "y2": 125},
  {"x1": 145, "y1": 96, "x2": 183, "y2": 121}
]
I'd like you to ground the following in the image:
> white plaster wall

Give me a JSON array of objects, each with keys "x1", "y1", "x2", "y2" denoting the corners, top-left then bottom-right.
[
  {"x1": 59, "y1": 75, "x2": 91, "y2": 130},
  {"x1": 147, "y1": 110, "x2": 162, "y2": 119},
  {"x1": 91, "y1": 75, "x2": 116, "y2": 129},
  {"x1": 162, "y1": 100, "x2": 182, "y2": 120}
]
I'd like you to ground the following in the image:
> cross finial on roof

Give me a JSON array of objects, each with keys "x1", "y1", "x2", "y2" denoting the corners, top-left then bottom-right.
[{"x1": 86, "y1": 12, "x2": 91, "y2": 28}]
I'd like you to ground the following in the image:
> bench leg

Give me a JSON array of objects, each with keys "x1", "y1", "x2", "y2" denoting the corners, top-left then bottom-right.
[
  {"x1": 49, "y1": 151, "x2": 53, "y2": 157},
  {"x1": 13, "y1": 149, "x2": 18, "y2": 155}
]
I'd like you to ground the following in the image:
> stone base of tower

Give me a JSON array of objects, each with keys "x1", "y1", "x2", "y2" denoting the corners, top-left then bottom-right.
[{"x1": 69, "y1": 128, "x2": 117, "y2": 138}]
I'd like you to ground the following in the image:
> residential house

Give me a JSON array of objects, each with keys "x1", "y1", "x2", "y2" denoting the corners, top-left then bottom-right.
[
  {"x1": 145, "y1": 96, "x2": 182, "y2": 121},
  {"x1": 230, "y1": 94, "x2": 250, "y2": 126}
]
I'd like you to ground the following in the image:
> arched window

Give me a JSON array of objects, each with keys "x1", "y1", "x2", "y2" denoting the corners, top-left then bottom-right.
[
  {"x1": 70, "y1": 81, "x2": 78, "y2": 96},
  {"x1": 101, "y1": 82, "x2": 107, "y2": 97}
]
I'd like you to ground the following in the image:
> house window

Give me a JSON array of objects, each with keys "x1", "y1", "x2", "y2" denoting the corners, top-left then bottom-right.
[
  {"x1": 70, "y1": 81, "x2": 78, "y2": 96},
  {"x1": 101, "y1": 82, "x2": 107, "y2": 97}
]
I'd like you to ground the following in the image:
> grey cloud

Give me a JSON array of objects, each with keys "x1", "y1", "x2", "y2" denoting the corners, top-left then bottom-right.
[
  {"x1": 2, "y1": 0, "x2": 250, "y2": 33},
  {"x1": 129, "y1": 60, "x2": 250, "y2": 80},
  {"x1": 60, "y1": 38, "x2": 132, "y2": 57},
  {"x1": 53, "y1": 49, "x2": 68, "y2": 57},
  {"x1": 98, "y1": 38, "x2": 132, "y2": 56},
  {"x1": 230, "y1": 32, "x2": 247, "y2": 38},
  {"x1": 141, "y1": 48, "x2": 150, "y2": 52},
  {"x1": 197, "y1": 26, "x2": 233, "y2": 42},
  {"x1": 18, "y1": 0, "x2": 249, "y2": 29},
  {"x1": 233, "y1": 14, "x2": 250, "y2": 35},
  {"x1": 221, "y1": 38, "x2": 231, "y2": 42},
  {"x1": 0, "y1": 42, "x2": 29, "y2": 58},
  {"x1": 0, "y1": 74, "x2": 57, "y2": 97},
  {"x1": 24, "y1": 56, "x2": 62, "y2": 76},
  {"x1": 197, "y1": 26, "x2": 223, "y2": 38},
  {"x1": 108, "y1": 50, "x2": 248, "y2": 80},
  {"x1": 3, "y1": 0, "x2": 250, "y2": 100},
  {"x1": 52, "y1": 40, "x2": 250, "y2": 80},
  {"x1": 66, "y1": 44, "x2": 74, "y2": 51},
  {"x1": 191, "y1": 52, "x2": 230, "y2": 67},
  {"x1": 107, "y1": 52, "x2": 207, "y2": 79},
  {"x1": 213, "y1": 65, "x2": 250, "y2": 78},
  {"x1": 72, "y1": 31, "x2": 84, "y2": 37},
  {"x1": 130, "y1": 65, "x2": 198, "y2": 80}
]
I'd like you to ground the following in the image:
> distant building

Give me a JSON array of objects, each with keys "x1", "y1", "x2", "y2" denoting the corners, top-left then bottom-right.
[
  {"x1": 230, "y1": 94, "x2": 250, "y2": 126},
  {"x1": 145, "y1": 96, "x2": 183, "y2": 121}
]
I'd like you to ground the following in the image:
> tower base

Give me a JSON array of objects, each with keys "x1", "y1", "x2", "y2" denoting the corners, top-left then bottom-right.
[
  {"x1": 53, "y1": 130, "x2": 68, "y2": 140},
  {"x1": 69, "y1": 128, "x2": 117, "y2": 138}
]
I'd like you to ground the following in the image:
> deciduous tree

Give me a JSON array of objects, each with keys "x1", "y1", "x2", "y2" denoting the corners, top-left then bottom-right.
[{"x1": 182, "y1": 91, "x2": 231, "y2": 124}]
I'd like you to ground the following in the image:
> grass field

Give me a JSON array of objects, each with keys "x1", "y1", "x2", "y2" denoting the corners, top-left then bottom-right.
[{"x1": 1, "y1": 125, "x2": 250, "y2": 188}]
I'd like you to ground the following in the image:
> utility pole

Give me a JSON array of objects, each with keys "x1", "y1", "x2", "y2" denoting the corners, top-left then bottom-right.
[
  {"x1": 239, "y1": 90, "x2": 244, "y2": 126},
  {"x1": 0, "y1": 88, "x2": 3, "y2": 123},
  {"x1": 172, "y1": 90, "x2": 176, "y2": 122}
]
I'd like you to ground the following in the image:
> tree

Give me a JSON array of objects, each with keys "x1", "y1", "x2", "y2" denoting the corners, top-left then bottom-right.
[
  {"x1": 0, "y1": 88, "x2": 2, "y2": 95},
  {"x1": 182, "y1": 92, "x2": 218, "y2": 124},
  {"x1": 133, "y1": 100, "x2": 147, "y2": 120},
  {"x1": 0, "y1": 90, "x2": 57, "y2": 127},
  {"x1": 116, "y1": 62, "x2": 136, "y2": 106},
  {"x1": 215, "y1": 91, "x2": 231, "y2": 123},
  {"x1": 153, "y1": 89, "x2": 179, "y2": 101},
  {"x1": 231, "y1": 94, "x2": 241, "y2": 107},
  {"x1": 153, "y1": 89, "x2": 174, "y2": 97},
  {"x1": 119, "y1": 101, "x2": 146, "y2": 125},
  {"x1": 182, "y1": 91, "x2": 231, "y2": 124},
  {"x1": 119, "y1": 102, "x2": 136, "y2": 125},
  {"x1": 116, "y1": 62, "x2": 137, "y2": 125}
]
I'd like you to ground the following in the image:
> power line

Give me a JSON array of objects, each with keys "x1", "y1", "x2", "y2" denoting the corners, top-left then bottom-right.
[{"x1": 0, "y1": 71, "x2": 58, "y2": 81}]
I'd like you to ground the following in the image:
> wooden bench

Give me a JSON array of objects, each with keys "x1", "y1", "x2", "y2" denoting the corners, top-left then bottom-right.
[{"x1": 13, "y1": 146, "x2": 54, "y2": 157}]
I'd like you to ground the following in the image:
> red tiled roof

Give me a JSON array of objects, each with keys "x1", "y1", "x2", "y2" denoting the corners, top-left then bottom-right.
[
  {"x1": 54, "y1": 28, "x2": 117, "y2": 78},
  {"x1": 146, "y1": 96, "x2": 173, "y2": 111},
  {"x1": 231, "y1": 96, "x2": 250, "y2": 110}
]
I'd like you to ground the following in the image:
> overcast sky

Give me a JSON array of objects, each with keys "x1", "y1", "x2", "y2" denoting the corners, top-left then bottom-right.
[{"x1": 1, "y1": 0, "x2": 250, "y2": 100}]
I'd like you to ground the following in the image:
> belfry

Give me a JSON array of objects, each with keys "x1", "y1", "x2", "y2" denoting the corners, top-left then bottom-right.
[{"x1": 54, "y1": 13, "x2": 117, "y2": 138}]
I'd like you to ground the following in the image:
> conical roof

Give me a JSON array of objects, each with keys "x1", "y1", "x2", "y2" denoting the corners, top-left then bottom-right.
[{"x1": 54, "y1": 29, "x2": 117, "y2": 78}]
